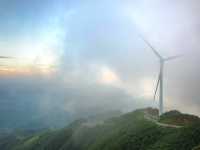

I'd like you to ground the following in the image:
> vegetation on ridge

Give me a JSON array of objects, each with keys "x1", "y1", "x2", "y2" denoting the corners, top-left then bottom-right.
[{"x1": 0, "y1": 108, "x2": 200, "y2": 150}]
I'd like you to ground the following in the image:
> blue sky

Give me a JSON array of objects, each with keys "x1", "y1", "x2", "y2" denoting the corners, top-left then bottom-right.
[{"x1": 0, "y1": 0, "x2": 200, "y2": 128}]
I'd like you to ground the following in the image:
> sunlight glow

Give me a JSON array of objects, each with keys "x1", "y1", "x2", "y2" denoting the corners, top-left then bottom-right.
[
  {"x1": 99, "y1": 66, "x2": 120, "y2": 85},
  {"x1": 0, "y1": 38, "x2": 60, "y2": 75},
  {"x1": 139, "y1": 78, "x2": 155, "y2": 98},
  {"x1": 0, "y1": 50, "x2": 58, "y2": 76}
]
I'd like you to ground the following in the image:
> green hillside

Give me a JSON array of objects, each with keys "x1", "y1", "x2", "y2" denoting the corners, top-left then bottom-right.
[
  {"x1": 159, "y1": 110, "x2": 200, "y2": 126},
  {"x1": 193, "y1": 145, "x2": 200, "y2": 150},
  {"x1": 1, "y1": 108, "x2": 200, "y2": 150}
]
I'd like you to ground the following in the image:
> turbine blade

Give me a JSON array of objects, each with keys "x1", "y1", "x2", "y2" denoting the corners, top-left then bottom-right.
[
  {"x1": 154, "y1": 71, "x2": 161, "y2": 100},
  {"x1": 164, "y1": 54, "x2": 183, "y2": 61},
  {"x1": 139, "y1": 35, "x2": 163, "y2": 59}
]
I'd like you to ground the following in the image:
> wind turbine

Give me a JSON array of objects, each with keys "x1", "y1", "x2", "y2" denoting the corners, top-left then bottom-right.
[
  {"x1": 0, "y1": 56, "x2": 13, "y2": 59},
  {"x1": 140, "y1": 36, "x2": 182, "y2": 116},
  {"x1": 0, "y1": 56, "x2": 13, "y2": 67}
]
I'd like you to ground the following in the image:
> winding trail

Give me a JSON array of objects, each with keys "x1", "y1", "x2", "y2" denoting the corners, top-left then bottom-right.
[{"x1": 144, "y1": 112, "x2": 182, "y2": 128}]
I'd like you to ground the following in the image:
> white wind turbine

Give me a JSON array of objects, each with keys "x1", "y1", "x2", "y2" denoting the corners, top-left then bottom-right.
[{"x1": 140, "y1": 36, "x2": 182, "y2": 116}]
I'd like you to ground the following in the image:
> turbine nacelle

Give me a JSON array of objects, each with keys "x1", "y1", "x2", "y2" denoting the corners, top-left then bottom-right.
[{"x1": 164, "y1": 55, "x2": 183, "y2": 62}]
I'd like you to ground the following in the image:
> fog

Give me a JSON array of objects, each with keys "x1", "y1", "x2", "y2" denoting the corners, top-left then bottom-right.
[{"x1": 0, "y1": 0, "x2": 200, "y2": 129}]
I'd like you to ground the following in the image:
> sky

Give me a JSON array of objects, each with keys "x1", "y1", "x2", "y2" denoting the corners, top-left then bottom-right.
[{"x1": 0, "y1": 0, "x2": 200, "y2": 128}]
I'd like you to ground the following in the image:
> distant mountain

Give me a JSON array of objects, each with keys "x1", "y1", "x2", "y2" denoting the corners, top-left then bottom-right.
[{"x1": 1, "y1": 108, "x2": 200, "y2": 150}]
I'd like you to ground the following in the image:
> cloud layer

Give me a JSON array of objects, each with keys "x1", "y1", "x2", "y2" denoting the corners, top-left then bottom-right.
[{"x1": 0, "y1": 0, "x2": 200, "y2": 129}]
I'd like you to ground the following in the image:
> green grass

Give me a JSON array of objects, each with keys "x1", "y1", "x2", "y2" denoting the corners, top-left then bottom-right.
[
  {"x1": 1, "y1": 108, "x2": 200, "y2": 150},
  {"x1": 159, "y1": 110, "x2": 200, "y2": 126},
  {"x1": 193, "y1": 145, "x2": 200, "y2": 150}
]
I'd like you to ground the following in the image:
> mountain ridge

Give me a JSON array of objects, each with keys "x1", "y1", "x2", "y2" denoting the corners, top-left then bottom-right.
[{"x1": 1, "y1": 108, "x2": 200, "y2": 150}]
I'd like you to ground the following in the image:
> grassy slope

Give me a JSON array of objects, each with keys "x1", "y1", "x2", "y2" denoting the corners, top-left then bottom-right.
[
  {"x1": 159, "y1": 110, "x2": 200, "y2": 126},
  {"x1": 193, "y1": 145, "x2": 200, "y2": 150},
  {"x1": 2, "y1": 109, "x2": 200, "y2": 150}
]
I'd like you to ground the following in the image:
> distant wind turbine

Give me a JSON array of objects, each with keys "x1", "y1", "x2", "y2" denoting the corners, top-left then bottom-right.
[
  {"x1": 140, "y1": 36, "x2": 182, "y2": 116},
  {"x1": 0, "y1": 56, "x2": 13, "y2": 59},
  {"x1": 0, "y1": 56, "x2": 14, "y2": 69}
]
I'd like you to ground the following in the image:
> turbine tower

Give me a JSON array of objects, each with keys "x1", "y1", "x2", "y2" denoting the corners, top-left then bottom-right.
[{"x1": 140, "y1": 37, "x2": 182, "y2": 116}]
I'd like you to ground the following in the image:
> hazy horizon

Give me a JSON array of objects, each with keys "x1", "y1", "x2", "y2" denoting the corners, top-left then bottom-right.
[{"x1": 0, "y1": 0, "x2": 200, "y2": 129}]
